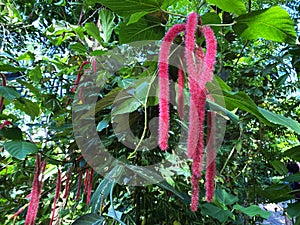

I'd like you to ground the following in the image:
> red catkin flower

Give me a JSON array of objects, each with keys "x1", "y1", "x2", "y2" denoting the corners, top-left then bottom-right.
[
  {"x1": 185, "y1": 12, "x2": 200, "y2": 159},
  {"x1": 0, "y1": 73, "x2": 7, "y2": 113},
  {"x1": 86, "y1": 168, "x2": 94, "y2": 205},
  {"x1": 25, "y1": 154, "x2": 46, "y2": 225},
  {"x1": 63, "y1": 166, "x2": 73, "y2": 198},
  {"x1": 199, "y1": 26, "x2": 217, "y2": 88},
  {"x1": 205, "y1": 110, "x2": 216, "y2": 202},
  {"x1": 75, "y1": 170, "x2": 83, "y2": 201},
  {"x1": 158, "y1": 24, "x2": 186, "y2": 150},
  {"x1": 50, "y1": 169, "x2": 62, "y2": 225},
  {"x1": 158, "y1": 11, "x2": 217, "y2": 212},
  {"x1": 66, "y1": 60, "x2": 89, "y2": 106}
]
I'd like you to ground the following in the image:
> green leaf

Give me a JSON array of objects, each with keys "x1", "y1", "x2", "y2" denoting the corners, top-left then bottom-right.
[
  {"x1": 96, "y1": 119, "x2": 109, "y2": 132},
  {"x1": 111, "y1": 95, "x2": 141, "y2": 116},
  {"x1": 70, "y1": 43, "x2": 88, "y2": 54},
  {"x1": 270, "y1": 160, "x2": 288, "y2": 175},
  {"x1": 202, "y1": 203, "x2": 234, "y2": 223},
  {"x1": 0, "y1": 86, "x2": 21, "y2": 100},
  {"x1": 99, "y1": 9, "x2": 115, "y2": 42},
  {"x1": 0, "y1": 64, "x2": 25, "y2": 73},
  {"x1": 283, "y1": 173, "x2": 300, "y2": 183},
  {"x1": 118, "y1": 16, "x2": 164, "y2": 44},
  {"x1": 84, "y1": 22, "x2": 102, "y2": 43},
  {"x1": 72, "y1": 213, "x2": 105, "y2": 225},
  {"x1": 14, "y1": 98, "x2": 40, "y2": 120},
  {"x1": 127, "y1": 11, "x2": 149, "y2": 25},
  {"x1": 283, "y1": 145, "x2": 300, "y2": 161},
  {"x1": 206, "y1": 0, "x2": 246, "y2": 15},
  {"x1": 233, "y1": 6, "x2": 296, "y2": 43},
  {"x1": 28, "y1": 66, "x2": 42, "y2": 82},
  {"x1": 212, "y1": 91, "x2": 272, "y2": 125},
  {"x1": 3, "y1": 141, "x2": 38, "y2": 160},
  {"x1": 17, "y1": 79, "x2": 40, "y2": 95},
  {"x1": 156, "y1": 181, "x2": 190, "y2": 204},
  {"x1": 95, "y1": 0, "x2": 164, "y2": 17},
  {"x1": 0, "y1": 127, "x2": 23, "y2": 140},
  {"x1": 287, "y1": 202, "x2": 300, "y2": 217},
  {"x1": 258, "y1": 107, "x2": 300, "y2": 134},
  {"x1": 233, "y1": 204, "x2": 271, "y2": 219},
  {"x1": 207, "y1": 99, "x2": 239, "y2": 123},
  {"x1": 201, "y1": 12, "x2": 222, "y2": 32},
  {"x1": 16, "y1": 52, "x2": 35, "y2": 61},
  {"x1": 215, "y1": 189, "x2": 238, "y2": 206}
]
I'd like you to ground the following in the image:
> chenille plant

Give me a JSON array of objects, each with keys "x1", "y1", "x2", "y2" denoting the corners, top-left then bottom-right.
[{"x1": 158, "y1": 12, "x2": 217, "y2": 211}]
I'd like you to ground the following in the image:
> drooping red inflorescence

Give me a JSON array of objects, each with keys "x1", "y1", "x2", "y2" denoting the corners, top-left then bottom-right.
[
  {"x1": 206, "y1": 110, "x2": 216, "y2": 202},
  {"x1": 50, "y1": 168, "x2": 62, "y2": 225},
  {"x1": 63, "y1": 165, "x2": 73, "y2": 199},
  {"x1": 75, "y1": 169, "x2": 83, "y2": 201},
  {"x1": 0, "y1": 73, "x2": 7, "y2": 113},
  {"x1": 25, "y1": 154, "x2": 47, "y2": 225},
  {"x1": 83, "y1": 167, "x2": 94, "y2": 205},
  {"x1": 158, "y1": 12, "x2": 217, "y2": 212},
  {"x1": 158, "y1": 23, "x2": 185, "y2": 150}
]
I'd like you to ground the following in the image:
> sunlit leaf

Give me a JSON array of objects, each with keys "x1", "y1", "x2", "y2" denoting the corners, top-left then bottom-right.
[
  {"x1": 3, "y1": 141, "x2": 38, "y2": 160},
  {"x1": 233, "y1": 205, "x2": 271, "y2": 219},
  {"x1": 234, "y1": 6, "x2": 296, "y2": 43},
  {"x1": 207, "y1": 0, "x2": 246, "y2": 15}
]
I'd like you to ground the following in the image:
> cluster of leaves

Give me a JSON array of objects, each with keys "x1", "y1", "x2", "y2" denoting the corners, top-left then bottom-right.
[{"x1": 0, "y1": 0, "x2": 300, "y2": 224}]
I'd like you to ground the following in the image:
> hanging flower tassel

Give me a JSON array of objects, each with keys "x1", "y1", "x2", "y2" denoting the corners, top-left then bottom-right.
[
  {"x1": 158, "y1": 24, "x2": 186, "y2": 150},
  {"x1": 0, "y1": 73, "x2": 7, "y2": 113},
  {"x1": 25, "y1": 154, "x2": 46, "y2": 225},
  {"x1": 83, "y1": 167, "x2": 94, "y2": 205},
  {"x1": 158, "y1": 12, "x2": 217, "y2": 212},
  {"x1": 205, "y1": 109, "x2": 216, "y2": 202},
  {"x1": 63, "y1": 165, "x2": 73, "y2": 199},
  {"x1": 50, "y1": 168, "x2": 62, "y2": 225}
]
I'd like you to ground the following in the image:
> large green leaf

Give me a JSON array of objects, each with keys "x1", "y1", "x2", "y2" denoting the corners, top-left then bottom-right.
[
  {"x1": 207, "y1": 0, "x2": 246, "y2": 15},
  {"x1": 286, "y1": 202, "x2": 300, "y2": 217},
  {"x1": 283, "y1": 145, "x2": 300, "y2": 161},
  {"x1": 3, "y1": 141, "x2": 38, "y2": 160},
  {"x1": 233, "y1": 205, "x2": 271, "y2": 219},
  {"x1": 212, "y1": 91, "x2": 272, "y2": 125},
  {"x1": 99, "y1": 9, "x2": 115, "y2": 42},
  {"x1": 84, "y1": 22, "x2": 102, "y2": 43},
  {"x1": 94, "y1": 0, "x2": 171, "y2": 17},
  {"x1": 258, "y1": 107, "x2": 300, "y2": 134},
  {"x1": 0, "y1": 127, "x2": 23, "y2": 140},
  {"x1": 202, "y1": 203, "x2": 234, "y2": 223},
  {"x1": 72, "y1": 213, "x2": 105, "y2": 225},
  {"x1": 233, "y1": 6, "x2": 296, "y2": 43},
  {"x1": 283, "y1": 173, "x2": 300, "y2": 183},
  {"x1": 0, "y1": 86, "x2": 21, "y2": 100},
  {"x1": 118, "y1": 16, "x2": 165, "y2": 44},
  {"x1": 270, "y1": 160, "x2": 288, "y2": 175},
  {"x1": 215, "y1": 188, "x2": 238, "y2": 206}
]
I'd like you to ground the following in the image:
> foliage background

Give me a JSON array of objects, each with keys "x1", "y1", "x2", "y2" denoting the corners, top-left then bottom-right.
[{"x1": 0, "y1": 0, "x2": 300, "y2": 224}]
